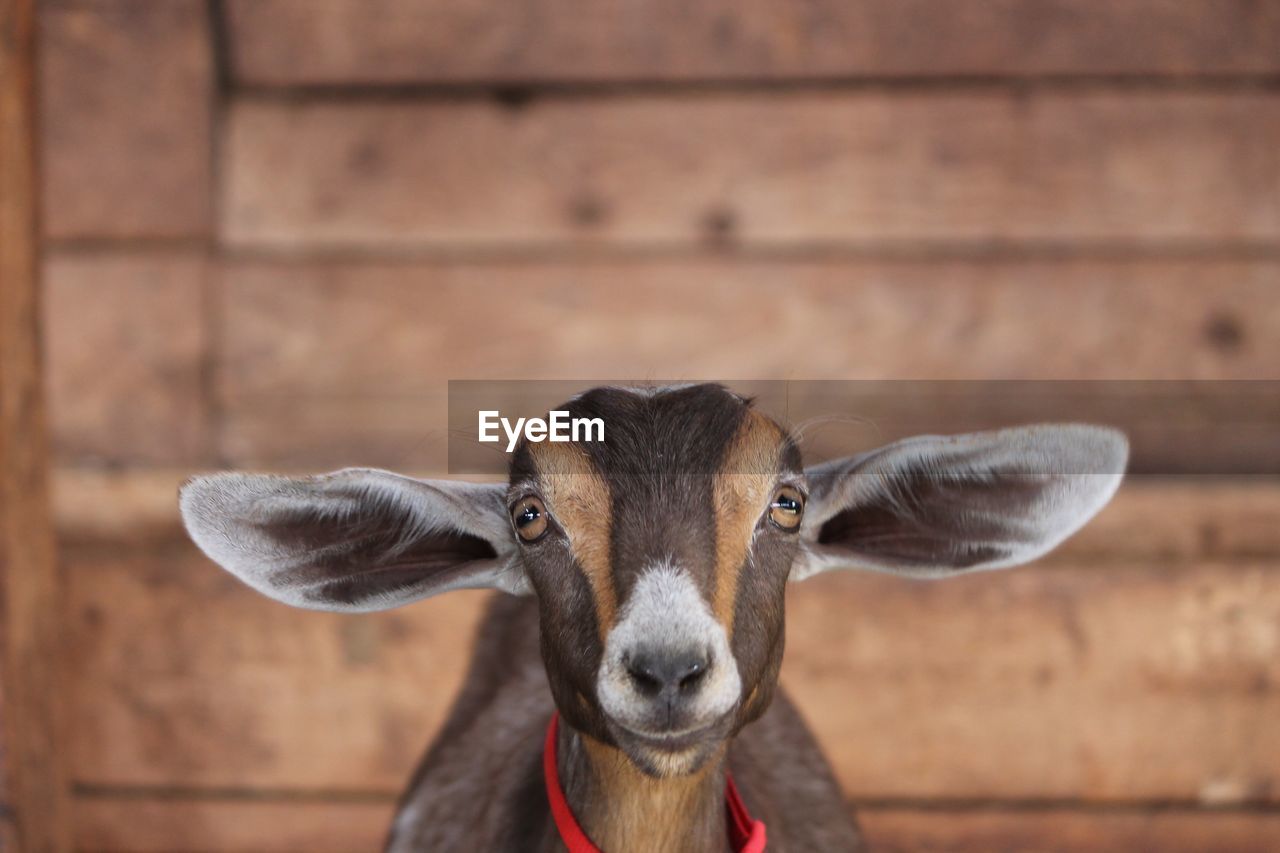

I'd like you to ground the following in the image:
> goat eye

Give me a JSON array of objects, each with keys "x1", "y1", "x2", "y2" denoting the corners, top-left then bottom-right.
[
  {"x1": 769, "y1": 486, "x2": 804, "y2": 531},
  {"x1": 512, "y1": 496, "x2": 549, "y2": 542}
]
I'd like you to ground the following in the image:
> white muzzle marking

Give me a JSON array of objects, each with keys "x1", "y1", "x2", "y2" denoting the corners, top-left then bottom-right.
[{"x1": 597, "y1": 564, "x2": 741, "y2": 733}]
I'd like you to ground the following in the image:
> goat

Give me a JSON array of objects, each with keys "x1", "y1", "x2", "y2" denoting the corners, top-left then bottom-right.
[{"x1": 180, "y1": 383, "x2": 1127, "y2": 851}]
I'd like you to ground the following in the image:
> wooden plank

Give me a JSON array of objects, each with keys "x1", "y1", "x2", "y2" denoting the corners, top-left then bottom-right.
[
  {"x1": 221, "y1": 394, "x2": 450, "y2": 472},
  {"x1": 51, "y1": 469, "x2": 198, "y2": 546},
  {"x1": 0, "y1": 698, "x2": 6, "y2": 804},
  {"x1": 222, "y1": 93, "x2": 1280, "y2": 249},
  {"x1": 221, "y1": 259, "x2": 1280, "y2": 394},
  {"x1": 778, "y1": 383, "x2": 1280, "y2": 477},
  {"x1": 68, "y1": 797, "x2": 1280, "y2": 852},
  {"x1": 217, "y1": 259, "x2": 1280, "y2": 472},
  {"x1": 787, "y1": 563, "x2": 1280, "y2": 803},
  {"x1": 226, "y1": 0, "x2": 1280, "y2": 86},
  {"x1": 43, "y1": 251, "x2": 212, "y2": 467},
  {"x1": 1056, "y1": 480, "x2": 1280, "y2": 564},
  {"x1": 39, "y1": 0, "x2": 212, "y2": 240},
  {"x1": 73, "y1": 797, "x2": 393, "y2": 852},
  {"x1": 64, "y1": 540, "x2": 1280, "y2": 801},
  {"x1": 857, "y1": 807, "x2": 1280, "y2": 853},
  {"x1": 0, "y1": 0, "x2": 73, "y2": 847},
  {"x1": 65, "y1": 543, "x2": 488, "y2": 791}
]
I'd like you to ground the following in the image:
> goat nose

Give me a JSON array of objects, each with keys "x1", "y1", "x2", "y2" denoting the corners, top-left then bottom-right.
[{"x1": 624, "y1": 647, "x2": 710, "y2": 698}]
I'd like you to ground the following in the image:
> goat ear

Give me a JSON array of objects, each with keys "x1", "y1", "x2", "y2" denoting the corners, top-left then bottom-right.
[
  {"x1": 180, "y1": 468, "x2": 528, "y2": 612},
  {"x1": 793, "y1": 424, "x2": 1127, "y2": 581}
]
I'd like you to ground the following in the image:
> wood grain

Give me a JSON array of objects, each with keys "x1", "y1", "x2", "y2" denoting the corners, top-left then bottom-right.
[
  {"x1": 65, "y1": 542, "x2": 489, "y2": 791},
  {"x1": 0, "y1": 0, "x2": 72, "y2": 847},
  {"x1": 225, "y1": 0, "x2": 1280, "y2": 86},
  {"x1": 215, "y1": 259, "x2": 1280, "y2": 472},
  {"x1": 63, "y1": 537, "x2": 1280, "y2": 801},
  {"x1": 1056, "y1": 480, "x2": 1280, "y2": 565},
  {"x1": 43, "y1": 251, "x2": 212, "y2": 467},
  {"x1": 221, "y1": 259, "x2": 1280, "y2": 393},
  {"x1": 40, "y1": 0, "x2": 212, "y2": 240},
  {"x1": 222, "y1": 93, "x2": 1280, "y2": 249},
  {"x1": 219, "y1": 393, "x2": 452, "y2": 472},
  {"x1": 786, "y1": 561, "x2": 1280, "y2": 803},
  {"x1": 857, "y1": 807, "x2": 1280, "y2": 853},
  {"x1": 73, "y1": 797, "x2": 394, "y2": 852},
  {"x1": 51, "y1": 469, "x2": 199, "y2": 546}
]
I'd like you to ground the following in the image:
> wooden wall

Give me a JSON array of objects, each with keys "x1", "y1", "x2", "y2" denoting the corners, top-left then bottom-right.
[
  {"x1": 3, "y1": 0, "x2": 71, "y2": 848},
  {"x1": 36, "y1": 2, "x2": 1280, "y2": 850}
]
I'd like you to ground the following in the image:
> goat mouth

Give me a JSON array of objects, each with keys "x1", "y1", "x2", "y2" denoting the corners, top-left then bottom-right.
[
  {"x1": 609, "y1": 713, "x2": 733, "y2": 754},
  {"x1": 623, "y1": 726, "x2": 710, "y2": 750}
]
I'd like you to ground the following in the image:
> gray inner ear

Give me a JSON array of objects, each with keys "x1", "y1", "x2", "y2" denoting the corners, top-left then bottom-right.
[
  {"x1": 795, "y1": 424, "x2": 1128, "y2": 581},
  {"x1": 248, "y1": 491, "x2": 499, "y2": 606},
  {"x1": 180, "y1": 468, "x2": 528, "y2": 612},
  {"x1": 813, "y1": 465, "x2": 1049, "y2": 569}
]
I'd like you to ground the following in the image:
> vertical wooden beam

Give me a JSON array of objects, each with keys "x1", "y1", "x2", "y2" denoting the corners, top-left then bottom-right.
[{"x1": 0, "y1": 0, "x2": 72, "y2": 849}]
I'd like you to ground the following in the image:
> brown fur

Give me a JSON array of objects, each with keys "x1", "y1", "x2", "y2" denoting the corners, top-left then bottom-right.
[
  {"x1": 387, "y1": 594, "x2": 863, "y2": 852},
  {"x1": 389, "y1": 386, "x2": 861, "y2": 851},
  {"x1": 568, "y1": 735, "x2": 727, "y2": 852}
]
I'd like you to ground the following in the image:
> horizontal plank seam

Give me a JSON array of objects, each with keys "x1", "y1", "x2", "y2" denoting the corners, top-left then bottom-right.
[
  {"x1": 218, "y1": 386, "x2": 1280, "y2": 396},
  {"x1": 231, "y1": 74, "x2": 1280, "y2": 102},
  {"x1": 44, "y1": 240, "x2": 1280, "y2": 263},
  {"x1": 850, "y1": 797, "x2": 1280, "y2": 814},
  {"x1": 210, "y1": 243, "x2": 1280, "y2": 266},
  {"x1": 43, "y1": 237, "x2": 211, "y2": 254},
  {"x1": 71, "y1": 785, "x2": 1280, "y2": 814}
]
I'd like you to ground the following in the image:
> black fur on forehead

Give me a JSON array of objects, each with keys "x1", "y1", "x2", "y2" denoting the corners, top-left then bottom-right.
[{"x1": 509, "y1": 384, "x2": 800, "y2": 481}]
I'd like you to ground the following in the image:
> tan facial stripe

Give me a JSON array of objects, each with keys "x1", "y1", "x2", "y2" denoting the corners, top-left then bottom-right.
[
  {"x1": 530, "y1": 442, "x2": 617, "y2": 636},
  {"x1": 712, "y1": 411, "x2": 785, "y2": 634}
]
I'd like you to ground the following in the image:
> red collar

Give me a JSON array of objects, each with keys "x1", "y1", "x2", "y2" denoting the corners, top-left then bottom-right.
[{"x1": 543, "y1": 712, "x2": 767, "y2": 853}]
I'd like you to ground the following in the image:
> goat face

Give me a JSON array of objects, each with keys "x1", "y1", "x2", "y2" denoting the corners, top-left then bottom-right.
[{"x1": 508, "y1": 385, "x2": 800, "y2": 776}]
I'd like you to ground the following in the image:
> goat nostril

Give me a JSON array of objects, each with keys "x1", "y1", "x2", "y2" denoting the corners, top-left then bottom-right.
[
  {"x1": 679, "y1": 661, "x2": 707, "y2": 692},
  {"x1": 625, "y1": 657, "x2": 664, "y2": 697}
]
